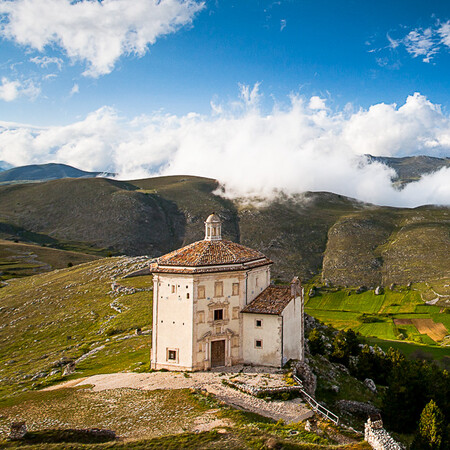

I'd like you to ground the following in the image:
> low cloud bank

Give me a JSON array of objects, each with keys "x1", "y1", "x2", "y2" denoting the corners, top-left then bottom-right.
[{"x1": 0, "y1": 87, "x2": 449, "y2": 207}]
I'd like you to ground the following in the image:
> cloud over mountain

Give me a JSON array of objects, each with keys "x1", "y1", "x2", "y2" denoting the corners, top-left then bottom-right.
[
  {"x1": 0, "y1": 87, "x2": 449, "y2": 207},
  {"x1": 0, "y1": 0, "x2": 205, "y2": 77}
]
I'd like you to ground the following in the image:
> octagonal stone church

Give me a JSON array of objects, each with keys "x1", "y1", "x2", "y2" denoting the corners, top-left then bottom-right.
[{"x1": 150, "y1": 214, "x2": 304, "y2": 371}]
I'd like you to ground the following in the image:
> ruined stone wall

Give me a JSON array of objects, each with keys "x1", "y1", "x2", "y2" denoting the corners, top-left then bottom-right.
[{"x1": 364, "y1": 419, "x2": 404, "y2": 450}]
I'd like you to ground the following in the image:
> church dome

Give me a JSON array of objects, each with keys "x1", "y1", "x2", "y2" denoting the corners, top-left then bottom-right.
[
  {"x1": 205, "y1": 213, "x2": 221, "y2": 223},
  {"x1": 149, "y1": 214, "x2": 272, "y2": 274}
]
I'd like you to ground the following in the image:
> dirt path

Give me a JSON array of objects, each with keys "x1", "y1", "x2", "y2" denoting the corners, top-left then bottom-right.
[{"x1": 46, "y1": 367, "x2": 314, "y2": 424}]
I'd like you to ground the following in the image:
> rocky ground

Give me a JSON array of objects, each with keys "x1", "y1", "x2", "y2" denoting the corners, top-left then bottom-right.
[{"x1": 45, "y1": 366, "x2": 314, "y2": 425}]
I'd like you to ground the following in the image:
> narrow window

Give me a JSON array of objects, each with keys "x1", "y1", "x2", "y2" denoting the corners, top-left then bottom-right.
[
  {"x1": 198, "y1": 286, "x2": 205, "y2": 299},
  {"x1": 186, "y1": 293, "x2": 190, "y2": 299},
  {"x1": 168, "y1": 350, "x2": 177, "y2": 361},
  {"x1": 232, "y1": 282, "x2": 239, "y2": 296},
  {"x1": 171, "y1": 285, "x2": 176, "y2": 294},
  {"x1": 214, "y1": 309, "x2": 224, "y2": 321},
  {"x1": 214, "y1": 281, "x2": 223, "y2": 297},
  {"x1": 255, "y1": 319, "x2": 262, "y2": 328},
  {"x1": 255, "y1": 339, "x2": 262, "y2": 348},
  {"x1": 255, "y1": 277, "x2": 259, "y2": 287}
]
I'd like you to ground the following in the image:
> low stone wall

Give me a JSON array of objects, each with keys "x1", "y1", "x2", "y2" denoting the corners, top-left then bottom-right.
[
  {"x1": 364, "y1": 418, "x2": 404, "y2": 450},
  {"x1": 223, "y1": 379, "x2": 302, "y2": 398}
]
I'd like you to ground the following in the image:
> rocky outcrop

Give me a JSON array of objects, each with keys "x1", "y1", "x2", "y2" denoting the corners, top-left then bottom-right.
[
  {"x1": 337, "y1": 400, "x2": 379, "y2": 418},
  {"x1": 293, "y1": 361, "x2": 317, "y2": 396}
]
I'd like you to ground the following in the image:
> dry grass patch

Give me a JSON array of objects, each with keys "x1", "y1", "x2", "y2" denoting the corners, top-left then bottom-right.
[{"x1": 411, "y1": 319, "x2": 448, "y2": 342}]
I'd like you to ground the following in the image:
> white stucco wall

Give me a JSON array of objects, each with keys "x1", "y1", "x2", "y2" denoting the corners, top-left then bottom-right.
[
  {"x1": 242, "y1": 313, "x2": 282, "y2": 367},
  {"x1": 151, "y1": 274, "x2": 194, "y2": 370},
  {"x1": 245, "y1": 266, "x2": 271, "y2": 304},
  {"x1": 281, "y1": 296, "x2": 302, "y2": 363},
  {"x1": 152, "y1": 263, "x2": 273, "y2": 371}
]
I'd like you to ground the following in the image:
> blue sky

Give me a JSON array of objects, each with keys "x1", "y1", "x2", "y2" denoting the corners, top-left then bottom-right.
[
  {"x1": 0, "y1": 0, "x2": 449, "y2": 207},
  {"x1": 1, "y1": 0, "x2": 449, "y2": 124}
]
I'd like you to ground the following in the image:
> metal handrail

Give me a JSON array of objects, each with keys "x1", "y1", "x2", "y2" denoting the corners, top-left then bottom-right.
[{"x1": 293, "y1": 375, "x2": 339, "y2": 425}]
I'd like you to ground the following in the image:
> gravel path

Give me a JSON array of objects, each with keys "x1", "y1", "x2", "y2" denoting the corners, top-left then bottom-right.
[{"x1": 47, "y1": 367, "x2": 314, "y2": 424}]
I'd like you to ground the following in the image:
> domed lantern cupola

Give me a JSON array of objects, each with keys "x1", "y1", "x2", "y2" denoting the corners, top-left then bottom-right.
[{"x1": 204, "y1": 213, "x2": 222, "y2": 241}]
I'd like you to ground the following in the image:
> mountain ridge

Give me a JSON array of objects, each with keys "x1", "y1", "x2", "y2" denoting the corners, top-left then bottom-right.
[
  {"x1": 0, "y1": 163, "x2": 116, "y2": 183},
  {"x1": 0, "y1": 174, "x2": 447, "y2": 286}
]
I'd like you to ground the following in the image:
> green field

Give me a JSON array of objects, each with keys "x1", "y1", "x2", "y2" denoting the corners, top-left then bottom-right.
[{"x1": 305, "y1": 284, "x2": 450, "y2": 360}]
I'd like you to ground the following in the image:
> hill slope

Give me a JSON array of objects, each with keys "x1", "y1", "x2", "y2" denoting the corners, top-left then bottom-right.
[
  {"x1": 368, "y1": 155, "x2": 450, "y2": 185},
  {"x1": 0, "y1": 175, "x2": 448, "y2": 284},
  {"x1": 0, "y1": 163, "x2": 115, "y2": 183},
  {"x1": 0, "y1": 257, "x2": 153, "y2": 401}
]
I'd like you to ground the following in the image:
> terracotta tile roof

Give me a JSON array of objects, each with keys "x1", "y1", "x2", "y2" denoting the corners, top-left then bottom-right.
[
  {"x1": 241, "y1": 286, "x2": 293, "y2": 315},
  {"x1": 149, "y1": 258, "x2": 271, "y2": 274},
  {"x1": 151, "y1": 239, "x2": 272, "y2": 272}
]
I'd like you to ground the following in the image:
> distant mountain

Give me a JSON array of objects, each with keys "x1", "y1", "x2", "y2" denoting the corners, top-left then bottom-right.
[
  {"x1": 0, "y1": 163, "x2": 116, "y2": 183},
  {"x1": 0, "y1": 161, "x2": 14, "y2": 172},
  {"x1": 0, "y1": 175, "x2": 448, "y2": 286},
  {"x1": 368, "y1": 155, "x2": 450, "y2": 184}
]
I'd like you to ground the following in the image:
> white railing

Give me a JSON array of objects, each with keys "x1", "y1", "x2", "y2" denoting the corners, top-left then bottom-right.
[{"x1": 293, "y1": 375, "x2": 339, "y2": 425}]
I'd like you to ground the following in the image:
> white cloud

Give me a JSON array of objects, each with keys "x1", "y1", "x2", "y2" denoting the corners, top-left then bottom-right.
[
  {"x1": 70, "y1": 84, "x2": 80, "y2": 96},
  {"x1": 280, "y1": 19, "x2": 286, "y2": 31},
  {"x1": 403, "y1": 28, "x2": 437, "y2": 63},
  {"x1": 0, "y1": 89, "x2": 449, "y2": 207},
  {"x1": 308, "y1": 96, "x2": 327, "y2": 110},
  {"x1": 0, "y1": 77, "x2": 40, "y2": 101},
  {"x1": 0, "y1": 0, "x2": 205, "y2": 77},
  {"x1": 30, "y1": 56, "x2": 63, "y2": 70},
  {"x1": 387, "y1": 19, "x2": 450, "y2": 63}
]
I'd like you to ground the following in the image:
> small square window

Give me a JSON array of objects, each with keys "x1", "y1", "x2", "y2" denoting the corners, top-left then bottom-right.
[
  {"x1": 255, "y1": 319, "x2": 262, "y2": 328},
  {"x1": 255, "y1": 339, "x2": 262, "y2": 348},
  {"x1": 214, "y1": 309, "x2": 223, "y2": 321},
  {"x1": 168, "y1": 350, "x2": 177, "y2": 360},
  {"x1": 232, "y1": 282, "x2": 239, "y2": 296}
]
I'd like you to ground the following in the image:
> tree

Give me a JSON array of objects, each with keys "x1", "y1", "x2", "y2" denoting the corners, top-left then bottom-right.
[
  {"x1": 308, "y1": 329, "x2": 326, "y2": 355},
  {"x1": 330, "y1": 329, "x2": 360, "y2": 365},
  {"x1": 412, "y1": 400, "x2": 446, "y2": 449}
]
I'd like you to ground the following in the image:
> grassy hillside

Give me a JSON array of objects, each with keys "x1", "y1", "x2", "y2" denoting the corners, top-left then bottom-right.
[
  {"x1": 0, "y1": 175, "x2": 448, "y2": 284},
  {"x1": 0, "y1": 240, "x2": 99, "y2": 282},
  {"x1": 0, "y1": 178, "x2": 185, "y2": 257},
  {"x1": 322, "y1": 207, "x2": 450, "y2": 286},
  {"x1": 369, "y1": 155, "x2": 450, "y2": 185},
  {"x1": 0, "y1": 257, "x2": 153, "y2": 402}
]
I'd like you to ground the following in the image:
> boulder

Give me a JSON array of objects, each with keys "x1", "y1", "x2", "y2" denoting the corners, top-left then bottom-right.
[
  {"x1": 337, "y1": 400, "x2": 380, "y2": 418},
  {"x1": 63, "y1": 361, "x2": 76, "y2": 376},
  {"x1": 364, "y1": 378, "x2": 377, "y2": 393},
  {"x1": 294, "y1": 361, "x2": 317, "y2": 396}
]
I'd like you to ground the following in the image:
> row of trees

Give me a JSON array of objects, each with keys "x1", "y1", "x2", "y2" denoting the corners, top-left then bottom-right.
[{"x1": 308, "y1": 328, "x2": 450, "y2": 447}]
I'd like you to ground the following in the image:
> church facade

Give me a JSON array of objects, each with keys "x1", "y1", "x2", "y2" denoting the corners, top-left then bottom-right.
[{"x1": 150, "y1": 214, "x2": 304, "y2": 371}]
